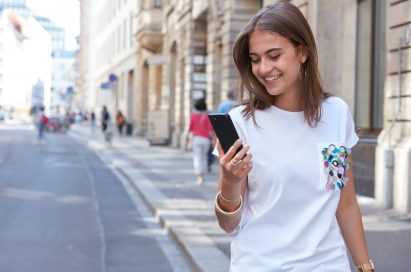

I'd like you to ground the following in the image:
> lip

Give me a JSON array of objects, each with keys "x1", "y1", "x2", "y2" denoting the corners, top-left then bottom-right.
[{"x1": 262, "y1": 74, "x2": 282, "y2": 86}]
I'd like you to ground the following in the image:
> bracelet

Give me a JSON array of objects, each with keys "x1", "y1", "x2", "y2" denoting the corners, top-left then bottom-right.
[
  {"x1": 356, "y1": 260, "x2": 374, "y2": 272},
  {"x1": 218, "y1": 191, "x2": 241, "y2": 203},
  {"x1": 215, "y1": 191, "x2": 243, "y2": 217}
]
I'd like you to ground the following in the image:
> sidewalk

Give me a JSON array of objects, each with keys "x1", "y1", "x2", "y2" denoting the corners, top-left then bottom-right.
[
  {"x1": 69, "y1": 124, "x2": 232, "y2": 272},
  {"x1": 69, "y1": 123, "x2": 411, "y2": 272}
]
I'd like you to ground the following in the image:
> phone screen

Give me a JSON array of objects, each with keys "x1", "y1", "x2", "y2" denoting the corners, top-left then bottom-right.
[{"x1": 208, "y1": 113, "x2": 243, "y2": 155}]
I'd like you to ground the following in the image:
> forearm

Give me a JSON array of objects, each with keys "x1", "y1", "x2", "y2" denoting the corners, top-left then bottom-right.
[
  {"x1": 215, "y1": 175, "x2": 245, "y2": 233},
  {"x1": 336, "y1": 201, "x2": 370, "y2": 266}
]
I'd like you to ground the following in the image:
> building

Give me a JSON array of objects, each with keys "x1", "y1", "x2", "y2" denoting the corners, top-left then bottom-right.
[
  {"x1": 79, "y1": 0, "x2": 411, "y2": 213},
  {"x1": 50, "y1": 50, "x2": 76, "y2": 113},
  {"x1": 0, "y1": 0, "x2": 71, "y2": 116},
  {"x1": 0, "y1": 9, "x2": 51, "y2": 118},
  {"x1": 34, "y1": 15, "x2": 65, "y2": 51},
  {"x1": 79, "y1": 0, "x2": 138, "y2": 127}
]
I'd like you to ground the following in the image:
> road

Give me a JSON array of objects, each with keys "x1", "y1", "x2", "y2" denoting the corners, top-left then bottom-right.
[{"x1": 0, "y1": 123, "x2": 192, "y2": 272}]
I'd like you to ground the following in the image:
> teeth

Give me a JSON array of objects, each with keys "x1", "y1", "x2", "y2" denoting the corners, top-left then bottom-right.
[{"x1": 265, "y1": 75, "x2": 281, "y2": 81}]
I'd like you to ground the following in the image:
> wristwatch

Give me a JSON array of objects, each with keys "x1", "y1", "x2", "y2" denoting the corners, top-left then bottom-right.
[{"x1": 356, "y1": 260, "x2": 374, "y2": 272}]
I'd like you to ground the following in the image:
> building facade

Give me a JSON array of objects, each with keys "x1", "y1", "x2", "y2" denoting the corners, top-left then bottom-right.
[
  {"x1": 0, "y1": 9, "x2": 51, "y2": 118},
  {"x1": 78, "y1": 0, "x2": 138, "y2": 127},
  {"x1": 79, "y1": 0, "x2": 411, "y2": 213}
]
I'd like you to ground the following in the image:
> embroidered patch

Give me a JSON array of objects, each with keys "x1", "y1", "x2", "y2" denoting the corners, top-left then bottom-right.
[{"x1": 321, "y1": 144, "x2": 351, "y2": 190}]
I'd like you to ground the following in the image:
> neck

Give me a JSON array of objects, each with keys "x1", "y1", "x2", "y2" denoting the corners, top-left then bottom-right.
[{"x1": 273, "y1": 85, "x2": 303, "y2": 112}]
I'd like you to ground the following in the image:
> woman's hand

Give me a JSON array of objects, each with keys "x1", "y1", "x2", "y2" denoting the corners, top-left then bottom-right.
[{"x1": 216, "y1": 139, "x2": 253, "y2": 184}]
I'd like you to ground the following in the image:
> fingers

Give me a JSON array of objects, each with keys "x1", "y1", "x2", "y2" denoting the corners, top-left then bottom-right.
[
  {"x1": 219, "y1": 139, "x2": 253, "y2": 181},
  {"x1": 225, "y1": 139, "x2": 243, "y2": 159}
]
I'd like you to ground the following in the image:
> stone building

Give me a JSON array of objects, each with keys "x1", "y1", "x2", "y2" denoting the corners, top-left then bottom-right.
[
  {"x1": 78, "y1": 0, "x2": 411, "y2": 213},
  {"x1": 78, "y1": 0, "x2": 138, "y2": 125}
]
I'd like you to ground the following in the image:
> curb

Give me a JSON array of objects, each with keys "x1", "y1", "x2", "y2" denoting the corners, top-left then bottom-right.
[{"x1": 68, "y1": 127, "x2": 230, "y2": 272}]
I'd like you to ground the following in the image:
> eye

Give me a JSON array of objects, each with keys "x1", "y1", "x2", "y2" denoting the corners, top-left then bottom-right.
[
  {"x1": 269, "y1": 55, "x2": 280, "y2": 61},
  {"x1": 249, "y1": 56, "x2": 260, "y2": 64}
]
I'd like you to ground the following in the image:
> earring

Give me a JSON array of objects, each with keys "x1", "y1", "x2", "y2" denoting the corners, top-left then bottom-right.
[{"x1": 298, "y1": 63, "x2": 303, "y2": 80}]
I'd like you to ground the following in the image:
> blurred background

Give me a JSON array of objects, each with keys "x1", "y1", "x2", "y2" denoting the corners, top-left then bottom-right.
[{"x1": 0, "y1": 0, "x2": 410, "y2": 271}]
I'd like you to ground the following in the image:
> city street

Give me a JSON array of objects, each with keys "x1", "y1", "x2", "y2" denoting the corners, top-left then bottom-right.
[
  {"x1": 1, "y1": 122, "x2": 411, "y2": 272},
  {"x1": 0, "y1": 122, "x2": 191, "y2": 272}
]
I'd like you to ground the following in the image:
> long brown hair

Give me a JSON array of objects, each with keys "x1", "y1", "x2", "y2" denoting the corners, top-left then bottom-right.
[{"x1": 232, "y1": 2, "x2": 329, "y2": 127}]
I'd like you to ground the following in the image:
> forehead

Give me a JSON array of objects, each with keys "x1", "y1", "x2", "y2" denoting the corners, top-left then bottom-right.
[{"x1": 248, "y1": 30, "x2": 293, "y2": 53}]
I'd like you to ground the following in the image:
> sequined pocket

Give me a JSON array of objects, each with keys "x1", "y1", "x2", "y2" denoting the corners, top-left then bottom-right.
[{"x1": 317, "y1": 143, "x2": 351, "y2": 191}]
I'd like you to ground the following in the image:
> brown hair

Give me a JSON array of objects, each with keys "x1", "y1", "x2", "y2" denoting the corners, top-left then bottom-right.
[{"x1": 232, "y1": 2, "x2": 329, "y2": 127}]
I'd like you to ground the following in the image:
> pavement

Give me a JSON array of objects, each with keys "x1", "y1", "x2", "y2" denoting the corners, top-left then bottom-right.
[{"x1": 68, "y1": 123, "x2": 411, "y2": 272}]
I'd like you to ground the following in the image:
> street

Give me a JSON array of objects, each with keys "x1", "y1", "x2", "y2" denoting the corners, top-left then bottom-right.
[
  {"x1": 1, "y1": 122, "x2": 411, "y2": 272},
  {"x1": 0, "y1": 123, "x2": 191, "y2": 272}
]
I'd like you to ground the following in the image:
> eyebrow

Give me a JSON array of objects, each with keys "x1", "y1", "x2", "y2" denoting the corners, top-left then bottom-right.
[{"x1": 249, "y1": 48, "x2": 282, "y2": 56}]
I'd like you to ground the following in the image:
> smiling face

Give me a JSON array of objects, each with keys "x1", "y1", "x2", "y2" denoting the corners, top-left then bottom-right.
[{"x1": 248, "y1": 30, "x2": 307, "y2": 100}]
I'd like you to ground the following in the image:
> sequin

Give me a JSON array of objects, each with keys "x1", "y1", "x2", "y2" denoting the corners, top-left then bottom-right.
[{"x1": 321, "y1": 144, "x2": 351, "y2": 191}]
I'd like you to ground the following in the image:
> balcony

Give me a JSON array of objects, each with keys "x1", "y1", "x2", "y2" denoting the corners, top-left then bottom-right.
[{"x1": 135, "y1": 8, "x2": 163, "y2": 52}]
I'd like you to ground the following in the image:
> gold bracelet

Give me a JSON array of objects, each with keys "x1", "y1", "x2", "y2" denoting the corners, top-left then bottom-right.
[
  {"x1": 215, "y1": 191, "x2": 243, "y2": 217},
  {"x1": 356, "y1": 260, "x2": 374, "y2": 272},
  {"x1": 218, "y1": 191, "x2": 241, "y2": 203}
]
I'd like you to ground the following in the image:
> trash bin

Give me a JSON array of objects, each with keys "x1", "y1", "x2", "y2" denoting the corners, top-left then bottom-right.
[{"x1": 126, "y1": 123, "x2": 133, "y2": 135}]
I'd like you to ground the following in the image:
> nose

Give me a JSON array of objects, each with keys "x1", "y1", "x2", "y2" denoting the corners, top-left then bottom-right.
[{"x1": 258, "y1": 58, "x2": 272, "y2": 75}]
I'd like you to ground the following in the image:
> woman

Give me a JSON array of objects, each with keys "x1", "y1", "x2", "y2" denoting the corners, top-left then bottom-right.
[
  {"x1": 186, "y1": 98, "x2": 214, "y2": 185},
  {"x1": 214, "y1": 2, "x2": 374, "y2": 272}
]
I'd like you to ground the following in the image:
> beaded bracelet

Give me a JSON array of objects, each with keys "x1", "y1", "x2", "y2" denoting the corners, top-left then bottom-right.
[{"x1": 215, "y1": 191, "x2": 243, "y2": 217}]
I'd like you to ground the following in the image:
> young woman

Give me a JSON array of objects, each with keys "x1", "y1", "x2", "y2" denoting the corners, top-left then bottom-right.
[
  {"x1": 214, "y1": 2, "x2": 374, "y2": 272},
  {"x1": 186, "y1": 98, "x2": 214, "y2": 185}
]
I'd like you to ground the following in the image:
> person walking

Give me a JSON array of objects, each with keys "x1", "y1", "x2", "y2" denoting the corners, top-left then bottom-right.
[
  {"x1": 213, "y1": 3, "x2": 374, "y2": 272},
  {"x1": 101, "y1": 106, "x2": 113, "y2": 145},
  {"x1": 116, "y1": 111, "x2": 126, "y2": 135},
  {"x1": 90, "y1": 111, "x2": 96, "y2": 133},
  {"x1": 186, "y1": 98, "x2": 214, "y2": 185},
  {"x1": 218, "y1": 90, "x2": 236, "y2": 114},
  {"x1": 101, "y1": 106, "x2": 110, "y2": 133},
  {"x1": 37, "y1": 106, "x2": 48, "y2": 143}
]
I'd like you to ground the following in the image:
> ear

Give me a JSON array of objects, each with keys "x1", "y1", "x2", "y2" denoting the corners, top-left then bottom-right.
[{"x1": 298, "y1": 45, "x2": 308, "y2": 64}]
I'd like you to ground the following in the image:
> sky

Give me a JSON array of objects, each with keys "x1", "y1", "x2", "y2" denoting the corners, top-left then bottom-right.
[{"x1": 26, "y1": 0, "x2": 80, "y2": 50}]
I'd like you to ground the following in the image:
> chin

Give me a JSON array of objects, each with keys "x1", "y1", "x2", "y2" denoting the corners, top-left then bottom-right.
[{"x1": 266, "y1": 87, "x2": 284, "y2": 96}]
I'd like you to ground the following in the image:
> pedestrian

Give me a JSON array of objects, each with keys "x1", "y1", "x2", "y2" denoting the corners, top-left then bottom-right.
[
  {"x1": 90, "y1": 111, "x2": 96, "y2": 133},
  {"x1": 218, "y1": 89, "x2": 236, "y2": 114},
  {"x1": 116, "y1": 111, "x2": 126, "y2": 135},
  {"x1": 186, "y1": 98, "x2": 214, "y2": 185},
  {"x1": 214, "y1": 3, "x2": 374, "y2": 272},
  {"x1": 37, "y1": 105, "x2": 48, "y2": 143},
  {"x1": 101, "y1": 106, "x2": 110, "y2": 133}
]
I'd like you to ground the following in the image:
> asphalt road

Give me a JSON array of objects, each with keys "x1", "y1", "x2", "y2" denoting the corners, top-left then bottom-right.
[{"x1": 0, "y1": 123, "x2": 191, "y2": 272}]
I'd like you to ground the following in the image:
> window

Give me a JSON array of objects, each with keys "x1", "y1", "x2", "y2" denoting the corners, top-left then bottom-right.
[
  {"x1": 154, "y1": 0, "x2": 162, "y2": 8},
  {"x1": 123, "y1": 19, "x2": 127, "y2": 50},
  {"x1": 130, "y1": 12, "x2": 134, "y2": 47},
  {"x1": 355, "y1": 0, "x2": 385, "y2": 133}
]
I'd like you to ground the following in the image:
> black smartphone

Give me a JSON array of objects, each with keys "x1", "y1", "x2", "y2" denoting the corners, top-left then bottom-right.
[{"x1": 208, "y1": 113, "x2": 243, "y2": 155}]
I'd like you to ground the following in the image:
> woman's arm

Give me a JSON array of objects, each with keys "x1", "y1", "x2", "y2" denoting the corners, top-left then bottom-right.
[
  {"x1": 215, "y1": 139, "x2": 252, "y2": 233},
  {"x1": 336, "y1": 156, "x2": 372, "y2": 270}
]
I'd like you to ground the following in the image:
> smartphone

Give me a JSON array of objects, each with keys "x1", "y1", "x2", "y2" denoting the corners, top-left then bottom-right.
[{"x1": 208, "y1": 113, "x2": 243, "y2": 155}]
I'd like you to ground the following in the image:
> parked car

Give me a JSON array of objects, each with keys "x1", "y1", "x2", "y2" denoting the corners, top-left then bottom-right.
[{"x1": 45, "y1": 116, "x2": 69, "y2": 132}]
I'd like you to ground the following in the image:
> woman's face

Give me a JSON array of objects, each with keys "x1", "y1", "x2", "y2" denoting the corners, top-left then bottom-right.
[{"x1": 248, "y1": 30, "x2": 307, "y2": 97}]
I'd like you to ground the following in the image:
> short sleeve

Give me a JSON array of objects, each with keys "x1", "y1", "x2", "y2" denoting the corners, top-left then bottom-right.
[{"x1": 345, "y1": 106, "x2": 359, "y2": 149}]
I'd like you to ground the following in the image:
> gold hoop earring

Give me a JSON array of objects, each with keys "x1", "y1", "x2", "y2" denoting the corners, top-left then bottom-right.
[{"x1": 298, "y1": 63, "x2": 303, "y2": 80}]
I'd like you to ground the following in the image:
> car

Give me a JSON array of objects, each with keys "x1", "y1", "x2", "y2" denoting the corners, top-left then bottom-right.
[{"x1": 45, "y1": 116, "x2": 68, "y2": 132}]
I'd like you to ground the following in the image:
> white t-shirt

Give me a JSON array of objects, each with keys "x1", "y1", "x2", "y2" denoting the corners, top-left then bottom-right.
[{"x1": 226, "y1": 97, "x2": 359, "y2": 272}]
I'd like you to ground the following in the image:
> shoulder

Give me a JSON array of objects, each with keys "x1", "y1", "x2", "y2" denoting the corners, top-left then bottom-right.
[
  {"x1": 322, "y1": 96, "x2": 349, "y2": 113},
  {"x1": 228, "y1": 105, "x2": 246, "y2": 120}
]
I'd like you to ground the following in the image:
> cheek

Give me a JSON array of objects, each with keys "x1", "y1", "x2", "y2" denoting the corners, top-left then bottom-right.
[{"x1": 251, "y1": 65, "x2": 260, "y2": 79}]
